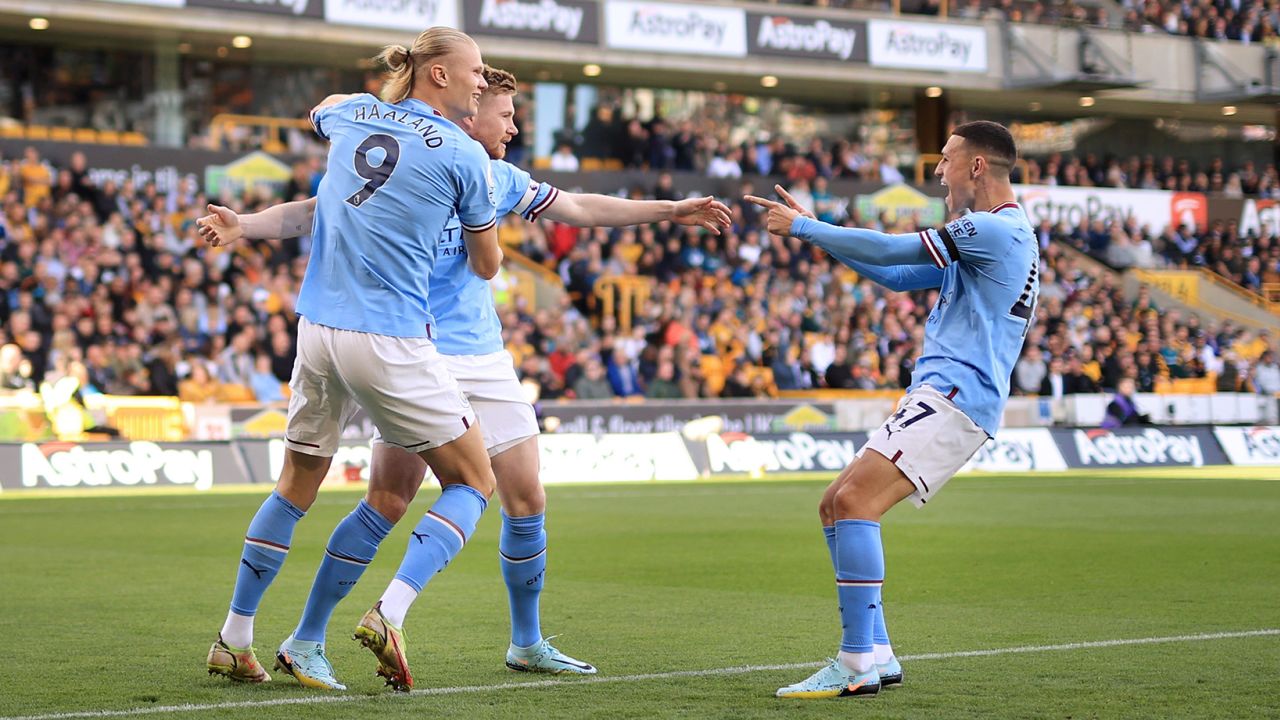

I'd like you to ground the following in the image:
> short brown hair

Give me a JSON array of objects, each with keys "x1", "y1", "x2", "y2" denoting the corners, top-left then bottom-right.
[
  {"x1": 952, "y1": 120, "x2": 1017, "y2": 170},
  {"x1": 483, "y1": 65, "x2": 518, "y2": 96}
]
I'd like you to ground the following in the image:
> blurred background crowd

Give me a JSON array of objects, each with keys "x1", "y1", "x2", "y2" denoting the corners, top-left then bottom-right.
[{"x1": 1, "y1": 137, "x2": 1277, "y2": 409}]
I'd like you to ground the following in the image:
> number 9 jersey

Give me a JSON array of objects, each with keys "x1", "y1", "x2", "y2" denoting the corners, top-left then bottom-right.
[{"x1": 298, "y1": 93, "x2": 497, "y2": 338}]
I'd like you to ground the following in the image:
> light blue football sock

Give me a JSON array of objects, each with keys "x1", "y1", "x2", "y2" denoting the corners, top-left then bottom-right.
[
  {"x1": 229, "y1": 491, "x2": 305, "y2": 617},
  {"x1": 393, "y1": 484, "x2": 488, "y2": 592},
  {"x1": 500, "y1": 512, "x2": 547, "y2": 648},
  {"x1": 294, "y1": 500, "x2": 393, "y2": 643},
  {"x1": 834, "y1": 519, "x2": 885, "y2": 655},
  {"x1": 825, "y1": 524, "x2": 891, "y2": 648}
]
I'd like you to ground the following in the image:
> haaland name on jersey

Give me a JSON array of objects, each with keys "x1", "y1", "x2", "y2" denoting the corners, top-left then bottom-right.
[{"x1": 349, "y1": 102, "x2": 445, "y2": 149}]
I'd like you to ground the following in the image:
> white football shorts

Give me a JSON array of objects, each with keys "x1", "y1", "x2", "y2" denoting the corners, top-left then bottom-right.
[
  {"x1": 860, "y1": 384, "x2": 989, "y2": 507},
  {"x1": 370, "y1": 349, "x2": 538, "y2": 457},
  {"x1": 285, "y1": 316, "x2": 475, "y2": 457}
]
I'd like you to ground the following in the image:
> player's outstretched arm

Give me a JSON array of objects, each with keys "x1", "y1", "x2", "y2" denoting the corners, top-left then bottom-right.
[
  {"x1": 827, "y1": 251, "x2": 943, "y2": 291},
  {"x1": 196, "y1": 197, "x2": 317, "y2": 247},
  {"x1": 542, "y1": 193, "x2": 730, "y2": 234},
  {"x1": 745, "y1": 187, "x2": 933, "y2": 268}
]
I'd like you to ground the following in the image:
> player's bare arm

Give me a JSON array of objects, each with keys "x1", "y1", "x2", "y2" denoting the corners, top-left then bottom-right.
[
  {"x1": 542, "y1": 193, "x2": 730, "y2": 234},
  {"x1": 196, "y1": 198, "x2": 317, "y2": 247},
  {"x1": 464, "y1": 226, "x2": 503, "y2": 279}
]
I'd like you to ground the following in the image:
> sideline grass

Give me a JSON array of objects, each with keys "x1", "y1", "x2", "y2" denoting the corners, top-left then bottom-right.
[{"x1": 1, "y1": 470, "x2": 1277, "y2": 719}]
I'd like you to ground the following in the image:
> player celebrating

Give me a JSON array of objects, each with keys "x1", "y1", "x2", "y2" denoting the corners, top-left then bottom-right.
[
  {"x1": 746, "y1": 121, "x2": 1037, "y2": 699},
  {"x1": 204, "y1": 28, "x2": 501, "y2": 692},
  {"x1": 197, "y1": 66, "x2": 730, "y2": 690}
]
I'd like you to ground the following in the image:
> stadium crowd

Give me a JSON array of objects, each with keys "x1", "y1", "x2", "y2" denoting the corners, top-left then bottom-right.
[
  {"x1": 565, "y1": 106, "x2": 1280, "y2": 198},
  {"x1": 0, "y1": 146, "x2": 1277, "y2": 412},
  {"x1": 786, "y1": 0, "x2": 1280, "y2": 45}
]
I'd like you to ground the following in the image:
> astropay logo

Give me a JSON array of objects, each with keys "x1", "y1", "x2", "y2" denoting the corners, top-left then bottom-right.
[
  {"x1": 1239, "y1": 199, "x2": 1279, "y2": 239},
  {"x1": 754, "y1": 15, "x2": 859, "y2": 60},
  {"x1": 606, "y1": 1, "x2": 747, "y2": 56},
  {"x1": 479, "y1": 0, "x2": 585, "y2": 40},
  {"x1": 632, "y1": 8, "x2": 724, "y2": 43},
  {"x1": 21, "y1": 442, "x2": 215, "y2": 490},
  {"x1": 1073, "y1": 429, "x2": 1204, "y2": 467}
]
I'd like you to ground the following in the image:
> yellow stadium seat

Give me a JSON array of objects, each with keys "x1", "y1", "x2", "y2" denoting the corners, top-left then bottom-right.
[
  {"x1": 97, "y1": 130, "x2": 121, "y2": 144},
  {"x1": 49, "y1": 127, "x2": 74, "y2": 142},
  {"x1": 602, "y1": 158, "x2": 623, "y2": 171},
  {"x1": 120, "y1": 131, "x2": 148, "y2": 146},
  {"x1": 25, "y1": 125, "x2": 50, "y2": 141},
  {"x1": 0, "y1": 125, "x2": 23, "y2": 139},
  {"x1": 73, "y1": 128, "x2": 97, "y2": 143},
  {"x1": 532, "y1": 156, "x2": 551, "y2": 170},
  {"x1": 580, "y1": 157, "x2": 604, "y2": 171}
]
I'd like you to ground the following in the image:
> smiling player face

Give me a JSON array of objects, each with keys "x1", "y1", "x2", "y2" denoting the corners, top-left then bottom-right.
[
  {"x1": 438, "y1": 40, "x2": 488, "y2": 120},
  {"x1": 465, "y1": 91, "x2": 518, "y2": 160}
]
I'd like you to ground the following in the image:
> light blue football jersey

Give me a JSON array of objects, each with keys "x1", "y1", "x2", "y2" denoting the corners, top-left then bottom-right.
[
  {"x1": 910, "y1": 202, "x2": 1039, "y2": 435},
  {"x1": 297, "y1": 93, "x2": 497, "y2": 338},
  {"x1": 431, "y1": 159, "x2": 558, "y2": 356},
  {"x1": 794, "y1": 202, "x2": 1037, "y2": 436}
]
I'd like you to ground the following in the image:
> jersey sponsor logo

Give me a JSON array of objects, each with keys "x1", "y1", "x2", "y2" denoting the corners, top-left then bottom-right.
[
  {"x1": 1071, "y1": 428, "x2": 1205, "y2": 467},
  {"x1": 20, "y1": 441, "x2": 215, "y2": 490},
  {"x1": 751, "y1": 14, "x2": 862, "y2": 61},
  {"x1": 476, "y1": 0, "x2": 587, "y2": 41},
  {"x1": 945, "y1": 216, "x2": 978, "y2": 239}
]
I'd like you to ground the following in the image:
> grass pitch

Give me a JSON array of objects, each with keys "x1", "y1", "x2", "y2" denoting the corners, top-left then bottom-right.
[{"x1": 1, "y1": 469, "x2": 1278, "y2": 719}]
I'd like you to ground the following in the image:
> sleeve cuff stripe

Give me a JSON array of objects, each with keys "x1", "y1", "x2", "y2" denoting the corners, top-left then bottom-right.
[
  {"x1": 462, "y1": 217, "x2": 497, "y2": 233},
  {"x1": 512, "y1": 183, "x2": 540, "y2": 216},
  {"x1": 526, "y1": 187, "x2": 559, "y2": 221},
  {"x1": 920, "y1": 231, "x2": 947, "y2": 269}
]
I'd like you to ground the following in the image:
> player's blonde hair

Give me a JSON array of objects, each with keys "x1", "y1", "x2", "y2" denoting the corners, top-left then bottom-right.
[
  {"x1": 482, "y1": 66, "x2": 518, "y2": 97},
  {"x1": 376, "y1": 27, "x2": 477, "y2": 104}
]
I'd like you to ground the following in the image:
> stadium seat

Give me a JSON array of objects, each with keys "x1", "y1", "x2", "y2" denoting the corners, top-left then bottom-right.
[
  {"x1": 24, "y1": 125, "x2": 50, "y2": 141},
  {"x1": 0, "y1": 125, "x2": 23, "y2": 139},
  {"x1": 532, "y1": 156, "x2": 551, "y2": 170},
  {"x1": 73, "y1": 128, "x2": 97, "y2": 143},
  {"x1": 120, "y1": 131, "x2": 148, "y2": 146},
  {"x1": 49, "y1": 127, "x2": 74, "y2": 142},
  {"x1": 580, "y1": 157, "x2": 604, "y2": 171},
  {"x1": 96, "y1": 130, "x2": 121, "y2": 144}
]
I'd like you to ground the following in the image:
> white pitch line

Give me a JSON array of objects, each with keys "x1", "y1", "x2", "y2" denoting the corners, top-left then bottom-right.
[{"x1": 4, "y1": 628, "x2": 1277, "y2": 720}]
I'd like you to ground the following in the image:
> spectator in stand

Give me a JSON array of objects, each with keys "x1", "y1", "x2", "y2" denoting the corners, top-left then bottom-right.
[
  {"x1": 1102, "y1": 377, "x2": 1153, "y2": 428},
  {"x1": 19, "y1": 147, "x2": 52, "y2": 208},
  {"x1": 1254, "y1": 350, "x2": 1280, "y2": 395},
  {"x1": 824, "y1": 345, "x2": 856, "y2": 389},
  {"x1": 549, "y1": 143, "x2": 580, "y2": 173},
  {"x1": 645, "y1": 360, "x2": 683, "y2": 399},
  {"x1": 606, "y1": 346, "x2": 643, "y2": 397},
  {"x1": 0, "y1": 343, "x2": 33, "y2": 390},
  {"x1": 573, "y1": 357, "x2": 615, "y2": 400},
  {"x1": 178, "y1": 361, "x2": 221, "y2": 403},
  {"x1": 249, "y1": 354, "x2": 285, "y2": 402},
  {"x1": 1014, "y1": 345, "x2": 1048, "y2": 395}
]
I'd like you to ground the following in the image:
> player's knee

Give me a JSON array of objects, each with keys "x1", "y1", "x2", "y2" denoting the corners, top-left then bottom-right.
[
  {"x1": 503, "y1": 483, "x2": 545, "y2": 517},
  {"x1": 818, "y1": 497, "x2": 835, "y2": 526},
  {"x1": 832, "y1": 482, "x2": 881, "y2": 522},
  {"x1": 365, "y1": 490, "x2": 411, "y2": 524}
]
